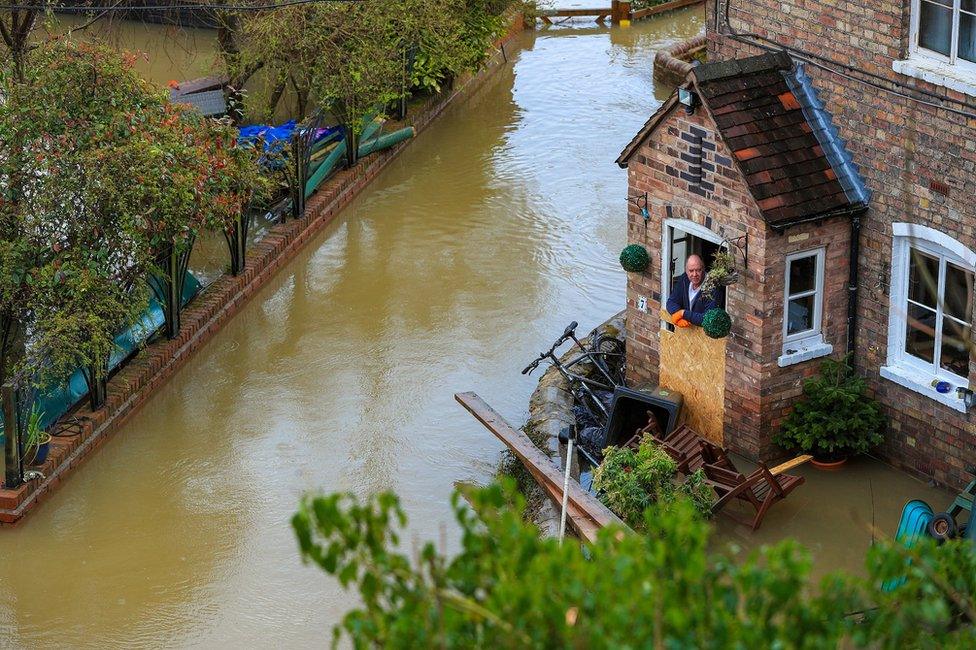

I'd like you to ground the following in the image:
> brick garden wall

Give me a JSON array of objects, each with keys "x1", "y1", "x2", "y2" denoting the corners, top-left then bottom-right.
[
  {"x1": 0, "y1": 15, "x2": 525, "y2": 524},
  {"x1": 705, "y1": 1, "x2": 976, "y2": 488}
]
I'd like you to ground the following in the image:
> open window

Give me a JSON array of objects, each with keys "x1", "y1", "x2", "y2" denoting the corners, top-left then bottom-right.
[
  {"x1": 661, "y1": 219, "x2": 726, "y2": 330},
  {"x1": 882, "y1": 223, "x2": 975, "y2": 411}
]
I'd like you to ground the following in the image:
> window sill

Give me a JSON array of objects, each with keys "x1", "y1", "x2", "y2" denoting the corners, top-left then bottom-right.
[
  {"x1": 892, "y1": 56, "x2": 976, "y2": 97},
  {"x1": 880, "y1": 364, "x2": 969, "y2": 413},
  {"x1": 777, "y1": 341, "x2": 833, "y2": 368}
]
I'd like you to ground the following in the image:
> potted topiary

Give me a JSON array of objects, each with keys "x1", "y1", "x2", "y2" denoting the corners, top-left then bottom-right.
[{"x1": 774, "y1": 355, "x2": 886, "y2": 468}]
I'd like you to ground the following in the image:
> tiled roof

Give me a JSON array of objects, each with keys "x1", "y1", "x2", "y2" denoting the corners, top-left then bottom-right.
[{"x1": 617, "y1": 51, "x2": 868, "y2": 229}]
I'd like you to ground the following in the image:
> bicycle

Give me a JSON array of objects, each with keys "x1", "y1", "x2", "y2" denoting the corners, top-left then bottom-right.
[{"x1": 521, "y1": 321, "x2": 626, "y2": 427}]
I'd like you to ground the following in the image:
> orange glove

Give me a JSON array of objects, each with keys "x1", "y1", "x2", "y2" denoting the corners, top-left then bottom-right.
[
  {"x1": 676, "y1": 318, "x2": 692, "y2": 328},
  {"x1": 670, "y1": 309, "x2": 685, "y2": 325}
]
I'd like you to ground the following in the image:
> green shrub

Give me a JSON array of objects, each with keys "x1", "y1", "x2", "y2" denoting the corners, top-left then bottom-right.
[
  {"x1": 591, "y1": 435, "x2": 711, "y2": 528},
  {"x1": 774, "y1": 355, "x2": 886, "y2": 460},
  {"x1": 294, "y1": 478, "x2": 976, "y2": 647}
]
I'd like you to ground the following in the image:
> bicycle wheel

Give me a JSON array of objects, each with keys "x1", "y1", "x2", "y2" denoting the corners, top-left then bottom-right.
[
  {"x1": 589, "y1": 333, "x2": 626, "y2": 386},
  {"x1": 575, "y1": 385, "x2": 609, "y2": 428}
]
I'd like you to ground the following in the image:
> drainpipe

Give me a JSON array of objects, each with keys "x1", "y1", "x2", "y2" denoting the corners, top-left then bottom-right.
[{"x1": 846, "y1": 214, "x2": 861, "y2": 356}]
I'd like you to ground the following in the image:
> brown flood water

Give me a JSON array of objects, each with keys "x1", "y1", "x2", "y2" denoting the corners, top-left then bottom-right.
[{"x1": 1, "y1": 9, "x2": 951, "y2": 647}]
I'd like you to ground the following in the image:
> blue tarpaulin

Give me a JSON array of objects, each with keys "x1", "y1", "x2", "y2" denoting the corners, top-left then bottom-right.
[{"x1": 238, "y1": 121, "x2": 341, "y2": 154}]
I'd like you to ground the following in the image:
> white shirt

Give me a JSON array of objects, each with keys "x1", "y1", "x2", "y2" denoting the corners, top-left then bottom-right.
[{"x1": 688, "y1": 282, "x2": 701, "y2": 309}]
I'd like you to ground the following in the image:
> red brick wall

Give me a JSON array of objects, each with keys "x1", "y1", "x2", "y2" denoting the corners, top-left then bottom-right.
[
  {"x1": 704, "y1": 1, "x2": 976, "y2": 488},
  {"x1": 760, "y1": 220, "x2": 851, "y2": 442},
  {"x1": 625, "y1": 103, "x2": 858, "y2": 459}
]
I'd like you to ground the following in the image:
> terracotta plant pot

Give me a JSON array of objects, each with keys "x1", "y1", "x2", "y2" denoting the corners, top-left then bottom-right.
[{"x1": 810, "y1": 456, "x2": 847, "y2": 470}]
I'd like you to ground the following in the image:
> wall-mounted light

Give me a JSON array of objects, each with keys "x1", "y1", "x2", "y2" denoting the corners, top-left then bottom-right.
[
  {"x1": 627, "y1": 192, "x2": 650, "y2": 224},
  {"x1": 678, "y1": 87, "x2": 699, "y2": 115}
]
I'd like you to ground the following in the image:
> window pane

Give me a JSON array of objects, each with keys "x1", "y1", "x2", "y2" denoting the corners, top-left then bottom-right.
[
  {"x1": 787, "y1": 255, "x2": 816, "y2": 296},
  {"x1": 787, "y1": 295, "x2": 815, "y2": 335},
  {"x1": 905, "y1": 303, "x2": 937, "y2": 364},
  {"x1": 920, "y1": 0, "x2": 953, "y2": 56},
  {"x1": 961, "y1": 11, "x2": 976, "y2": 63},
  {"x1": 965, "y1": 0, "x2": 975, "y2": 11},
  {"x1": 945, "y1": 262, "x2": 974, "y2": 322},
  {"x1": 908, "y1": 249, "x2": 939, "y2": 308},
  {"x1": 940, "y1": 318, "x2": 972, "y2": 376}
]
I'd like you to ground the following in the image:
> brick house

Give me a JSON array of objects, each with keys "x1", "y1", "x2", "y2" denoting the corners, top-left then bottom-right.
[{"x1": 617, "y1": 1, "x2": 976, "y2": 489}]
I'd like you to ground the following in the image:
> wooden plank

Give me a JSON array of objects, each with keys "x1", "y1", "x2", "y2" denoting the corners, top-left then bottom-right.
[
  {"x1": 454, "y1": 392, "x2": 622, "y2": 530},
  {"x1": 657, "y1": 309, "x2": 727, "y2": 446},
  {"x1": 769, "y1": 454, "x2": 813, "y2": 476},
  {"x1": 631, "y1": 0, "x2": 703, "y2": 20},
  {"x1": 524, "y1": 463, "x2": 602, "y2": 543}
]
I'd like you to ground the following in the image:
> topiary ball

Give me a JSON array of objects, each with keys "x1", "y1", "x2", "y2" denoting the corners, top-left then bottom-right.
[
  {"x1": 702, "y1": 308, "x2": 732, "y2": 339},
  {"x1": 619, "y1": 244, "x2": 650, "y2": 273}
]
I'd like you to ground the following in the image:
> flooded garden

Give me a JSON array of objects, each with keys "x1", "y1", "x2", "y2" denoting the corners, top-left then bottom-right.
[
  {"x1": 0, "y1": 8, "x2": 708, "y2": 646},
  {"x1": 1, "y1": 2, "x2": 968, "y2": 647}
]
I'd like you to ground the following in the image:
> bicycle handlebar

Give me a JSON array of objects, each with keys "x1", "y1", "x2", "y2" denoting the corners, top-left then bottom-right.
[{"x1": 521, "y1": 322, "x2": 582, "y2": 375}]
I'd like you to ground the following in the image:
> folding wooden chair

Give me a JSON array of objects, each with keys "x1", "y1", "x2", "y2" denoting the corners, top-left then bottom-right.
[
  {"x1": 700, "y1": 455, "x2": 811, "y2": 530},
  {"x1": 623, "y1": 418, "x2": 718, "y2": 474}
]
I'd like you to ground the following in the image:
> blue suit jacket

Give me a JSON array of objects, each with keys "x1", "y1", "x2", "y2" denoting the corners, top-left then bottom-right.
[{"x1": 665, "y1": 273, "x2": 724, "y2": 326}]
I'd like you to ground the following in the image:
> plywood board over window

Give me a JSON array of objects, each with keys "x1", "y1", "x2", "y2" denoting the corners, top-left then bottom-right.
[{"x1": 659, "y1": 323, "x2": 726, "y2": 445}]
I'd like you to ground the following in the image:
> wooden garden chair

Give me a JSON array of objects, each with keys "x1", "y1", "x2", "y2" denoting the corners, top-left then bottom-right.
[
  {"x1": 700, "y1": 455, "x2": 812, "y2": 530},
  {"x1": 623, "y1": 417, "x2": 727, "y2": 474},
  {"x1": 626, "y1": 412, "x2": 749, "y2": 468}
]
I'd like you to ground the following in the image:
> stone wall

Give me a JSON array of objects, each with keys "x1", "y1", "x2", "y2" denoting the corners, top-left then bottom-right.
[{"x1": 705, "y1": 1, "x2": 976, "y2": 488}]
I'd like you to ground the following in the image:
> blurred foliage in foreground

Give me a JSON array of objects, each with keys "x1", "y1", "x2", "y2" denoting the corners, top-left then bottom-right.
[{"x1": 293, "y1": 479, "x2": 976, "y2": 648}]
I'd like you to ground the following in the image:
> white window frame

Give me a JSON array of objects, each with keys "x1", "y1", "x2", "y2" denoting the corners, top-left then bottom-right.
[
  {"x1": 660, "y1": 218, "x2": 724, "y2": 329},
  {"x1": 894, "y1": 0, "x2": 976, "y2": 97},
  {"x1": 909, "y1": 0, "x2": 976, "y2": 70},
  {"x1": 778, "y1": 249, "x2": 832, "y2": 367},
  {"x1": 882, "y1": 223, "x2": 976, "y2": 412}
]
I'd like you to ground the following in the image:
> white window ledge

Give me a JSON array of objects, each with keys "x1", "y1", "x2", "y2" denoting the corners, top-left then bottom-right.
[
  {"x1": 892, "y1": 56, "x2": 976, "y2": 97},
  {"x1": 880, "y1": 364, "x2": 970, "y2": 413},
  {"x1": 777, "y1": 341, "x2": 833, "y2": 368}
]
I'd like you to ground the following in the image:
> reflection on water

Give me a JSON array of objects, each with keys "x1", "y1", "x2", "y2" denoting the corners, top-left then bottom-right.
[
  {"x1": 0, "y1": 13, "x2": 705, "y2": 647},
  {"x1": 47, "y1": 15, "x2": 220, "y2": 86}
]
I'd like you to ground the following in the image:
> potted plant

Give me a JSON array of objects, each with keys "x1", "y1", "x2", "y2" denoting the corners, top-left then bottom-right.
[
  {"x1": 592, "y1": 435, "x2": 712, "y2": 529},
  {"x1": 23, "y1": 405, "x2": 51, "y2": 467},
  {"x1": 774, "y1": 355, "x2": 886, "y2": 468},
  {"x1": 700, "y1": 248, "x2": 738, "y2": 299}
]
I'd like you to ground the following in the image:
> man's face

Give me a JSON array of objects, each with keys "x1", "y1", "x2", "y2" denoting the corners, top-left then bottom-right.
[{"x1": 686, "y1": 257, "x2": 704, "y2": 288}]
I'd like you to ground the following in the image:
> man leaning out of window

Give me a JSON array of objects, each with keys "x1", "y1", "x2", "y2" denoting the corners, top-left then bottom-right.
[{"x1": 666, "y1": 255, "x2": 724, "y2": 327}]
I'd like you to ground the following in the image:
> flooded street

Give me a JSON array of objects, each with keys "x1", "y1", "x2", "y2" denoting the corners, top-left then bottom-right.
[{"x1": 0, "y1": 12, "x2": 704, "y2": 647}]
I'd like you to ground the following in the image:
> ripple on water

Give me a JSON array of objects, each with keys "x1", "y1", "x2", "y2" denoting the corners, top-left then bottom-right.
[{"x1": 0, "y1": 11, "x2": 709, "y2": 647}]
